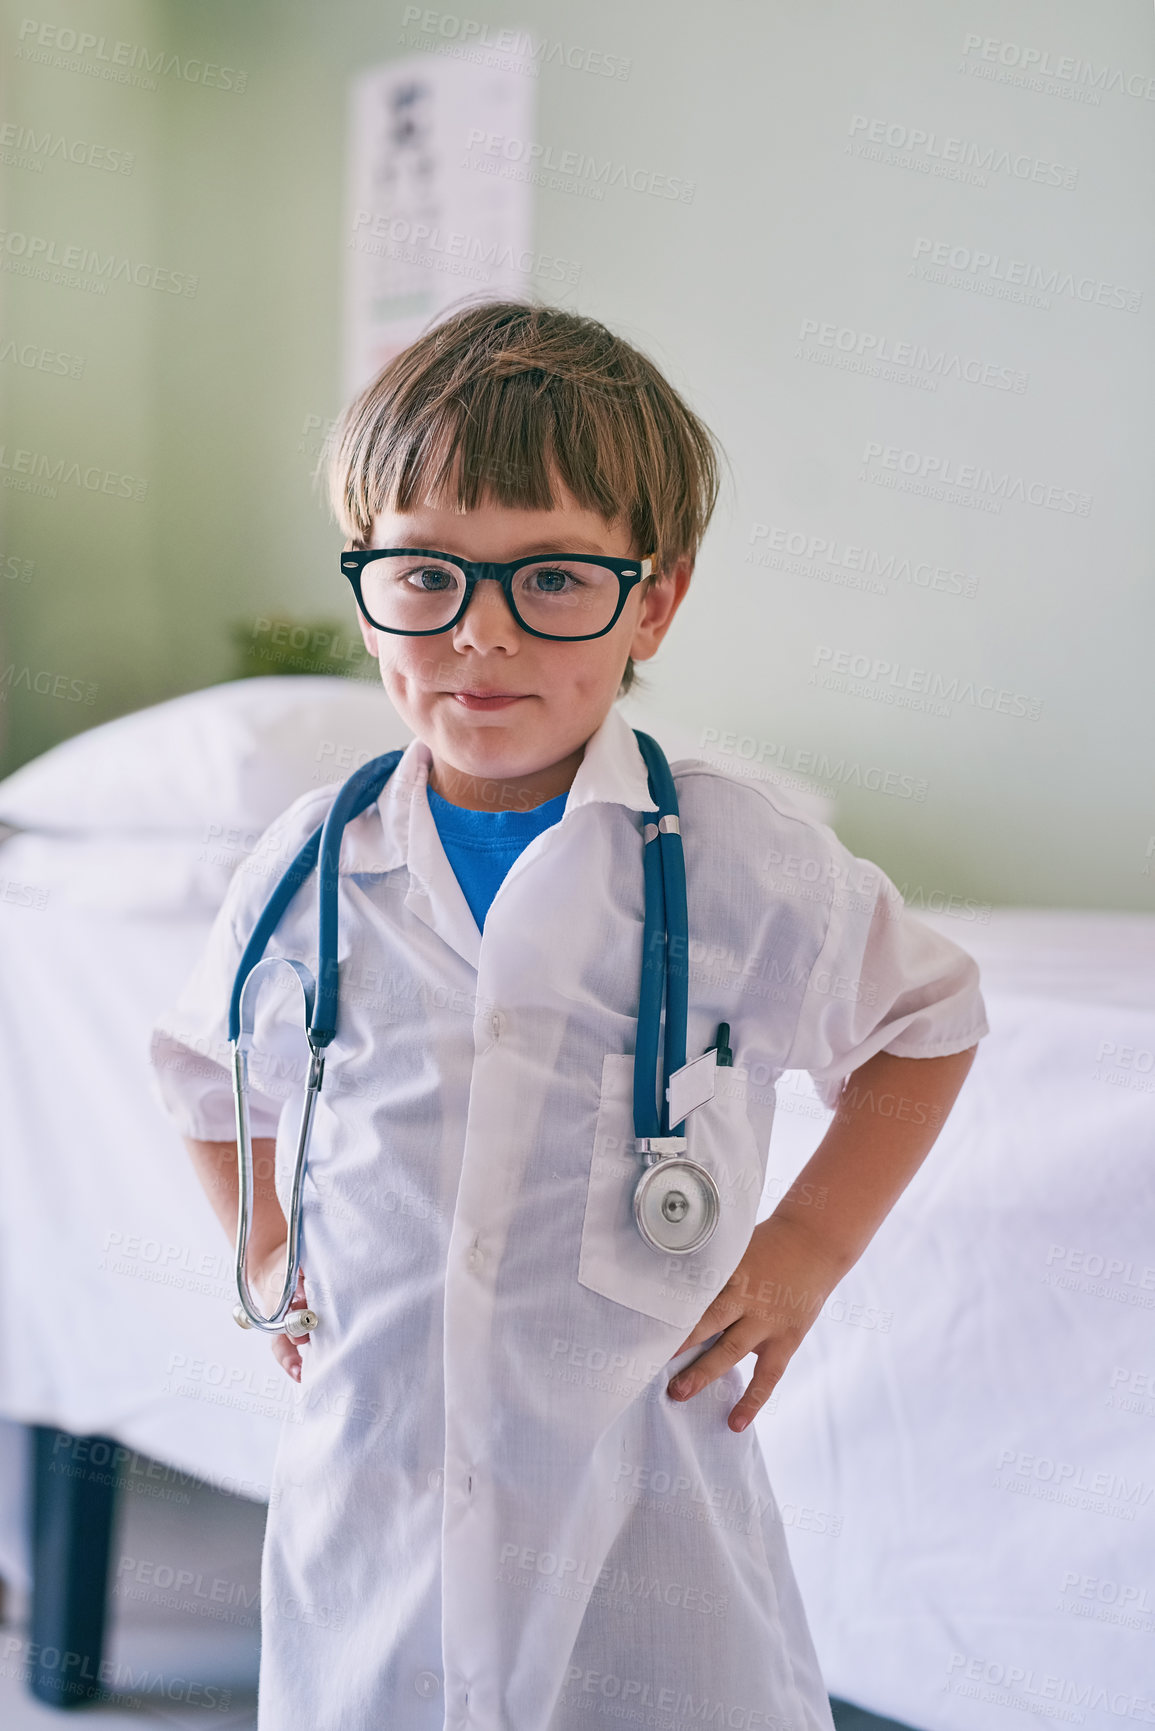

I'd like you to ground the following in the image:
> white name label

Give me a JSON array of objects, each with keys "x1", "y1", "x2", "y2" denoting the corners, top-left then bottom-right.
[{"x1": 665, "y1": 1048, "x2": 717, "y2": 1126}]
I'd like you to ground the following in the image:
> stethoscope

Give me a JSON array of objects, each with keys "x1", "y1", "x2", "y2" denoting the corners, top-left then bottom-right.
[{"x1": 227, "y1": 730, "x2": 728, "y2": 1337}]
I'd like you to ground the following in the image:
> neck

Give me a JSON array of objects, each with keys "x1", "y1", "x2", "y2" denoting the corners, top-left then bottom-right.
[{"x1": 426, "y1": 746, "x2": 584, "y2": 812}]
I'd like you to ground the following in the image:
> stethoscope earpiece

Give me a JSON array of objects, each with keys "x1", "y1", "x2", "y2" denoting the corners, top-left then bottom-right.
[
  {"x1": 284, "y1": 1308, "x2": 318, "y2": 1339},
  {"x1": 232, "y1": 1301, "x2": 317, "y2": 1339}
]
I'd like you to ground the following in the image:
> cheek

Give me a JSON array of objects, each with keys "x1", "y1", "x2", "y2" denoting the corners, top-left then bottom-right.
[
  {"x1": 567, "y1": 637, "x2": 631, "y2": 695},
  {"x1": 384, "y1": 644, "x2": 457, "y2": 690},
  {"x1": 534, "y1": 647, "x2": 605, "y2": 702}
]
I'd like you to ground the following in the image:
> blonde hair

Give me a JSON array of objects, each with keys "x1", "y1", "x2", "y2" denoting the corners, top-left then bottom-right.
[{"x1": 325, "y1": 298, "x2": 723, "y2": 694}]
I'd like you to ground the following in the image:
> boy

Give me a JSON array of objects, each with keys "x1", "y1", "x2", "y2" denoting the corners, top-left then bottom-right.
[{"x1": 149, "y1": 299, "x2": 987, "y2": 1730}]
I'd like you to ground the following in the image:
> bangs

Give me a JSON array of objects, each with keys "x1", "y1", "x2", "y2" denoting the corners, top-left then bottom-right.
[
  {"x1": 383, "y1": 370, "x2": 627, "y2": 536},
  {"x1": 327, "y1": 299, "x2": 720, "y2": 573}
]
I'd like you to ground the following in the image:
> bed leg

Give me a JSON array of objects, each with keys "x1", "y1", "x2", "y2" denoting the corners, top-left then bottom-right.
[{"x1": 27, "y1": 1424, "x2": 119, "y2": 1708}]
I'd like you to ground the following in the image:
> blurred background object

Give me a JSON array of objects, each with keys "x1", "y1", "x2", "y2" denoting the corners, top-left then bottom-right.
[{"x1": 228, "y1": 615, "x2": 374, "y2": 681}]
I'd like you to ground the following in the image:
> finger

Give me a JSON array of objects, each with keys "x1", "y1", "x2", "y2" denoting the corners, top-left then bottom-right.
[
  {"x1": 272, "y1": 1272, "x2": 311, "y2": 1378},
  {"x1": 671, "y1": 1326, "x2": 704, "y2": 1359},
  {"x1": 726, "y1": 1346, "x2": 790, "y2": 1433},
  {"x1": 670, "y1": 1285, "x2": 748, "y2": 1359},
  {"x1": 667, "y1": 1322, "x2": 760, "y2": 1402},
  {"x1": 271, "y1": 1333, "x2": 302, "y2": 1381}
]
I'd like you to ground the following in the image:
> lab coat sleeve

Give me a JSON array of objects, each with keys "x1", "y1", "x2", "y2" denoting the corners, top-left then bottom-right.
[
  {"x1": 148, "y1": 787, "x2": 331, "y2": 1142},
  {"x1": 780, "y1": 837, "x2": 989, "y2": 1111}
]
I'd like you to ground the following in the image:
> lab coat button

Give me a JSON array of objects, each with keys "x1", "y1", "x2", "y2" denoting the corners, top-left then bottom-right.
[
  {"x1": 466, "y1": 1246, "x2": 483, "y2": 1272},
  {"x1": 489, "y1": 1009, "x2": 504, "y2": 1040},
  {"x1": 413, "y1": 1670, "x2": 441, "y2": 1698},
  {"x1": 427, "y1": 1468, "x2": 443, "y2": 1491}
]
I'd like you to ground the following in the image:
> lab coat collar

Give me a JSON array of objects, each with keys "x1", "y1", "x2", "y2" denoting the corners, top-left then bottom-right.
[
  {"x1": 338, "y1": 702, "x2": 658, "y2": 971},
  {"x1": 342, "y1": 701, "x2": 659, "y2": 879},
  {"x1": 563, "y1": 701, "x2": 660, "y2": 820}
]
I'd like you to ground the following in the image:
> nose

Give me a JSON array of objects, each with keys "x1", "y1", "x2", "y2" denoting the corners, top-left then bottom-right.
[{"x1": 450, "y1": 573, "x2": 521, "y2": 654}]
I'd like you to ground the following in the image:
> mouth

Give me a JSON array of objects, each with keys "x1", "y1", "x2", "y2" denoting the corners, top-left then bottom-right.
[{"x1": 451, "y1": 690, "x2": 528, "y2": 710}]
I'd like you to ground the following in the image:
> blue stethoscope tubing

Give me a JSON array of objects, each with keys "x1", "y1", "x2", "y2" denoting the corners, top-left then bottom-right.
[
  {"x1": 631, "y1": 730, "x2": 688, "y2": 1142},
  {"x1": 228, "y1": 731, "x2": 717, "y2": 1337}
]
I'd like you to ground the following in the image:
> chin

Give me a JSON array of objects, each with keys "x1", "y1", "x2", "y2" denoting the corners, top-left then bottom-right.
[
  {"x1": 434, "y1": 726, "x2": 521, "y2": 771},
  {"x1": 452, "y1": 746, "x2": 528, "y2": 781}
]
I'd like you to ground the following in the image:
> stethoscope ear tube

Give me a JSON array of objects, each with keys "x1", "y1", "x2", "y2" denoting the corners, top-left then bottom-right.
[
  {"x1": 227, "y1": 831, "x2": 323, "y2": 1045},
  {"x1": 314, "y1": 750, "x2": 407, "y2": 1043},
  {"x1": 226, "y1": 749, "x2": 404, "y2": 1338},
  {"x1": 231, "y1": 957, "x2": 324, "y2": 1335}
]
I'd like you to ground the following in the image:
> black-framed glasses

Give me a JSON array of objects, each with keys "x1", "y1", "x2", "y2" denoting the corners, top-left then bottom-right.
[{"x1": 340, "y1": 547, "x2": 656, "y2": 641}]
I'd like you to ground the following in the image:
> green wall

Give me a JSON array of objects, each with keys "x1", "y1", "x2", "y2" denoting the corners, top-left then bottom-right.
[{"x1": 3, "y1": 0, "x2": 1153, "y2": 911}]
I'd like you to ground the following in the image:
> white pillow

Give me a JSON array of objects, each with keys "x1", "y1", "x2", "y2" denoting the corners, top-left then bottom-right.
[
  {"x1": 0, "y1": 676, "x2": 413, "y2": 836},
  {"x1": 0, "y1": 830, "x2": 247, "y2": 916}
]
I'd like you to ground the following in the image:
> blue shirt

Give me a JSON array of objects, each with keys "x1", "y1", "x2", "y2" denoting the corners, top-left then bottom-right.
[{"x1": 426, "y1": 783, "x2": 569, "y2": 931}]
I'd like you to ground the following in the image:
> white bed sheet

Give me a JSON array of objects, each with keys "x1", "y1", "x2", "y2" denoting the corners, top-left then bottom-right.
[
  {"x1": 0, "y1": 831, "x2": 293, "y2": 1508},
  {"x1": 761, "y1": 910, "x2": 1155, "y2": 1731}
]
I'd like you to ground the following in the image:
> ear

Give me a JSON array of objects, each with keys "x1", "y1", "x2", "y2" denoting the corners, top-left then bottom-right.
[
  {"x1": 355, "y1": 608, "x2": 380, "y2": 660},
  {"x1": 346, "y1": 543, "x2": 380, "y2": 659},
  {"x1": 628, "y1": 555, "x2": 693, "y2": 665}
]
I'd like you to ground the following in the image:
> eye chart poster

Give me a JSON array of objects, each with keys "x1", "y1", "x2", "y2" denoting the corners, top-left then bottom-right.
[{"x1": 344, "y1": 44, "x2": 537, "y2": 397}]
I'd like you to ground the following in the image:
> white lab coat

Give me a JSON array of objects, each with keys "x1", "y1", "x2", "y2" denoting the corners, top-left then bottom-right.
[{"x1": 149, "y1": 702, "x2": 988, "y2": 1731}]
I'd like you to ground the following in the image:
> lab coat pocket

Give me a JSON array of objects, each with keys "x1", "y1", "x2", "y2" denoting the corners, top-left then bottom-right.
[{"x1": 577, "y1": 1053, "x2": 767, "y2": 1331}]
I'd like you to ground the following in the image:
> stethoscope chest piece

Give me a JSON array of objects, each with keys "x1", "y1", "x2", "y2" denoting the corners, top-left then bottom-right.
[{"x1": 633, "y1": 1159, "x2": 721, "y2": 1255}]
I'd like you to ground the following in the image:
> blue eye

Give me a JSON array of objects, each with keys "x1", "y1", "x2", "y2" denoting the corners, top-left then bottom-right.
[{"x1": 402, "y1": 565, "x2": 455, "y2": 591}]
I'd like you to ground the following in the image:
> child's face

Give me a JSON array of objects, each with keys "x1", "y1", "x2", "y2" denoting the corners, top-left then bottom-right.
[{"x1": 349, "y1": 483, "x2": 690, "y2": 805}]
